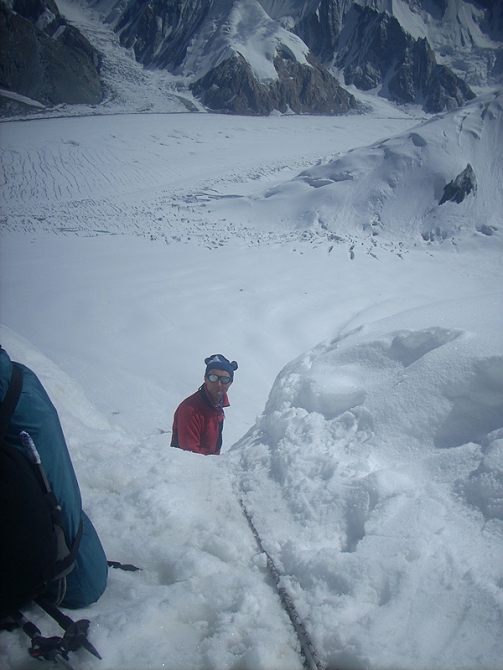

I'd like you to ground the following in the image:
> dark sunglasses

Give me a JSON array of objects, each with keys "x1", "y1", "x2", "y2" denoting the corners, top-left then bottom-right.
[{"x1": 207, "y1": 373, "x2": 232, "y2": 384}]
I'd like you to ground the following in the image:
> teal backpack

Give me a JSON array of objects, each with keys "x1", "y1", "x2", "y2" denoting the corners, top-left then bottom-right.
[{"x1": 0, "y1": 346, "x2": 108, "y2": 616}]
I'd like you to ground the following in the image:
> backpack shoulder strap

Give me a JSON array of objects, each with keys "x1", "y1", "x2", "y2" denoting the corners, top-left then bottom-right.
[{"x1": 0, "y1": 363, "x2": 23, "y2": 444}]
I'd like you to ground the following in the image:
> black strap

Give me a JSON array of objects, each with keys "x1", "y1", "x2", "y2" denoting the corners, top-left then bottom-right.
[
  {"x1": 62, "y1": 516, "x2": 83, "y2": 573},
  {"x1": 0, "y1": 364, "x2": 23, "y2": 444},
  {"x1": 42, "y1": 517, "x2": 84, "y2": 583},
  {"x1": 107, "y1": 560, "x2": 141, "y2": 572}
]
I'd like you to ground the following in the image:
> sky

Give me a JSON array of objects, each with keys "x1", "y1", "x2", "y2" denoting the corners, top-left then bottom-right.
[{"x1": 1, "y1": 2, "x2": 503, "y2": 670}]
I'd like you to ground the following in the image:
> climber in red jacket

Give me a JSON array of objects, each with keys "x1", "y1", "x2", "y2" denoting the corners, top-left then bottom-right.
[{"x1": 171, "y1": 354, "x2": 238, "y2": 455}]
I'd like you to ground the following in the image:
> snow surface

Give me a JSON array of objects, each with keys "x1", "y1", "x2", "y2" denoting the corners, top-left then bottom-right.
[{"x1": 1, "y1": 2, "x2": 503, "y2": 670}]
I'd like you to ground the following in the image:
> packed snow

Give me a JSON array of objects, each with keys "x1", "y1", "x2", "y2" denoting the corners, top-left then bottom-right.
[{"x1": 1, "y1": 2, "x2": 503, "y2": 669}]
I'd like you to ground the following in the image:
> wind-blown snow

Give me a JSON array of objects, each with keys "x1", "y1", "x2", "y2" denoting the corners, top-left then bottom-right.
[
  {"x1": 233, "y1": 294, "x2": 503, "y2": 669},
  {"x1": 1, "y1": 3, "x2": 503, "y2": 669}
]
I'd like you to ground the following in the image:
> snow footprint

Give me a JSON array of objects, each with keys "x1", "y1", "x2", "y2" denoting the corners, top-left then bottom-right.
[
  {"x1": 458, "y1": 429, "x2": 503, "y2": 520},
  {"x1": 435, "y1": 356, "x2": 503, "y2": 449},
  {"x1": 386, "y1": 327, "x2": 462, "y2": 367}
]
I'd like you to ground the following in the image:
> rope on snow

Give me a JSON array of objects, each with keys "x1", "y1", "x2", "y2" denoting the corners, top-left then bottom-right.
[{"x1": 239, "y1": 499, "x2": 326, "y2": 670}]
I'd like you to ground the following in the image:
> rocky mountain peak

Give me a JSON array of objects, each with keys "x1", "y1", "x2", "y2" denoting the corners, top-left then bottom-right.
[
  {"x1": 1, "y1": 0, "x2": 501, "y2": 116},
  {"x1": 0, "y1": 0, "x2": 103, "y2": 111}
]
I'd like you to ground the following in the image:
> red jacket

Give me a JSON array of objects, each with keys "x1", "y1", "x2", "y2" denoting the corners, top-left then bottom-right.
[{"x1": 171, "y1": 385, "x2": 229, "y2": 455}]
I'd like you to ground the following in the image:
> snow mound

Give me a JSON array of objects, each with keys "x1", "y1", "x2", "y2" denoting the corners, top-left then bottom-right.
[
  {"x1": 232, "y1": 291, "x2": 503, "y2": 669},
  {"x1": 215, "y1": 89, "x2": 503, "y2": 244}
]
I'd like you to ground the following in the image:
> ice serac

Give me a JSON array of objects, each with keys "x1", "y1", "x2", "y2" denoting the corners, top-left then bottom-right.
[{"x1": 0, "y1": 0, "x2": 103, "y2": 109}]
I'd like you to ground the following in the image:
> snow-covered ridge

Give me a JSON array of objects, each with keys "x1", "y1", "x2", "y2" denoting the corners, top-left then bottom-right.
[
  {"x1": 2, "y1": 88, "x2": 501, "y2": 250},
  {"x1": 206, "y1": 89, "x2": 503, "y2": 245},
  {"x1": 179, "y1": 0, "x2": 310, "y2": 82}
]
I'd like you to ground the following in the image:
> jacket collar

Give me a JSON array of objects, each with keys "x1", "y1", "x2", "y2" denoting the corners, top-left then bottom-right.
[{"x1": 199, "y1": 384, "x2": 230, "y2": 409}]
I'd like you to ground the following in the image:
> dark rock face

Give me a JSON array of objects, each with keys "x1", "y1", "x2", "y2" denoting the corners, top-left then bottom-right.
[
  {"x1": 101, "y1": 0, "x2": 493, "y2": 115},
  {"x1": 1, "y1": 0, "x2": 487, "y2": 116},
  {"x1": 111, "y1": 0, "x2": 214, "y2": 70},
  {"x1": 0, "y1": 0, "x2": 103, "y2": 106},
  {"x1": 294, "y1": 0, "x2": 352, "y2": 62},
  {"x1": 190, "y1": 54, "x2": 261, "y2": 115},
  {"x1": 439, "y1": 164, "x2": 477, "y2": 205},
  {"x1": 478, "y1": 0, "x2": 503, "y2": 38},
  {"x1": 104, "y1": 0, "x2": 358, "y2": 115},
  {"x1": 423, "y1": 63, "x2": 477, "y2": 113},
  {"x1": 190, "y1": 50, "x2": 358, "y2": 115},
  {"x1": 337, "y1": 7, "x2": 412, "y2": 91},
  {"x1": 336, "y1": 5, "x2": 475, "y2": 113}
]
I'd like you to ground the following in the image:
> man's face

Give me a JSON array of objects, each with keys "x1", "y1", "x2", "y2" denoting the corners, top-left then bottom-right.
[{"x1": 204, "y1": 368, "x2": 233, "y2": 403}]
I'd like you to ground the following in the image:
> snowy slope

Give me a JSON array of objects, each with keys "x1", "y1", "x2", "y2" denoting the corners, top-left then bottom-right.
[
  {"x1": 179, "y1": 0, "x2": 310, "y2": 82},
  {"x1": 207, "y1": 89, "x2": 503, "y2": 244},
  {"x1": 2, "y1": 100, "x2": 503, "y2": 668},
  {"x1": 233, "y1": 292, "x2": 503, "y2": 669},
  {"x1": 1, "y1": 3, "x2": 503, "y2": 668},
  {"x1": 3, "y1": 87, "x2": 501, "y2": 248}
]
